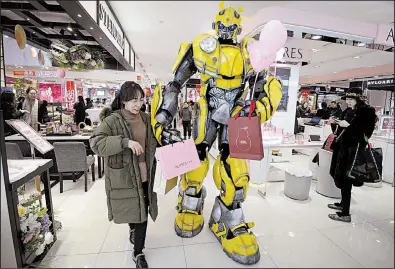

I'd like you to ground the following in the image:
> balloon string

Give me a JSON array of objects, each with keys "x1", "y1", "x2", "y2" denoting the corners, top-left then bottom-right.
[{"x1": 251, "y1": 56, "x2": 268, "y2": 100}]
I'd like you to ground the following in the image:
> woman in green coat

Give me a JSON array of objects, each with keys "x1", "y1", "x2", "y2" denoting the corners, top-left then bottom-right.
[{"x1": 90, "y1": 81, "x2": 158, "y2": 268}]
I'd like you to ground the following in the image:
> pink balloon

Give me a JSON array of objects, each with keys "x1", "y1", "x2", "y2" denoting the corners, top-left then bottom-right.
[
  {"x1": 258, "y1": 20, "x2": 288, "y2": 58},
  {"x1": 248, "y1": 41, "x2": 275, "y2": 72},
  {"x1": 57, "y1": 69, "x2": 66, "y2": 79}
]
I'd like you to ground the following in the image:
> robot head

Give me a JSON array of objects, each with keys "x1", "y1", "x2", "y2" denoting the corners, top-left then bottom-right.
[{"x1": 212, "y1": 1, "x2": 243, "y2": 40}]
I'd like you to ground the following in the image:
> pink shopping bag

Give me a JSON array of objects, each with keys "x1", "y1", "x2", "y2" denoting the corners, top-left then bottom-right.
[{"x1": 155, "y1": 139, "x2": 201, "y2": 180}]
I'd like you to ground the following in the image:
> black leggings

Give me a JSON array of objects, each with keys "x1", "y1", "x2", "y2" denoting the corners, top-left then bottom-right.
[
  {"x1": 129, "y1": 181, "x2": 149, "y2": 255},
  {"x1": 340, "y1": 181, "x2": 353, "y2": 216},
  {"x1": 182, "y1": 121, "x2": 191, "y2": 138}
]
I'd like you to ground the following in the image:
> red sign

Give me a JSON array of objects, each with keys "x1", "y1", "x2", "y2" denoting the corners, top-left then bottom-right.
[
  {"x1": 137, "y1": 75, "x2": 141, "y2": 81},
  {"x1": 66, "y1": 81, "x2": 75, "y2": 110}
]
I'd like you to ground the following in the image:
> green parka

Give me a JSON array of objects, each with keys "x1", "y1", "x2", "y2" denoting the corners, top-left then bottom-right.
[{"x1": 89, "y1": 109, "x2": 158, "y2": 224}]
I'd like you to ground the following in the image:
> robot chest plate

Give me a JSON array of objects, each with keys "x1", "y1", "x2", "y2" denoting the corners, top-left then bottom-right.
[{"x1": 218, "y1": 45, "x2": 244, "y2": 78}]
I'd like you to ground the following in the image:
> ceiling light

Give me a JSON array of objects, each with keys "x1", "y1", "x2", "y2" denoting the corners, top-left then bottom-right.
[
  {"x1": 90, "y1": 27, "x2": 93, "y2": 30},
  {"x1": 99, "y1": 37, "x2": 102, "y2": 39},
  {"x1": 357, "y1": 42, "x2": 366, "y2": 47},
  {"x1": 67, "y1": 24, "x2": 73, "y2": 32},
  {"x1": 77, "y1": 14, "x2": 82, "y2": 18},
  {"x1": 334, "y1": 71, "x2": 337, "y2": 73},
  {"x1": 348, "y1": 78, "x2": 353, "y2": 81},
  {"x1": 313, "y1": 65, "x2": 320, "y2": 68},
  {"x1": 27, "y1": 18, "x2": 30, "y2": 21},
  {"x1": 311, "y1": 35, "x2": 322, "y2": 40},
  {"x1": 353, "y1": 56, "x2": 361, "y2": 59},
  {"x1": 74, "y1": 33, "x2": 77, "y2": 36},
  {"x1": 33, "y1": 31, "x2": 36, "y2": 34}
]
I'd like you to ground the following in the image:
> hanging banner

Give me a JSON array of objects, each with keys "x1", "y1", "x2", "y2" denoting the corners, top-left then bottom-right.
[{"x1": 66, "y1": 81, "x2": 75, "y2": 109}]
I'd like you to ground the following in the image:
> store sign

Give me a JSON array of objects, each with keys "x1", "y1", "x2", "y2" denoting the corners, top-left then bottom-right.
[
  {"x1": 13, "y1": 70, "x2": 62, "y2": 78},
  {"x1": 282, "y1": 46, "x2": 313, "y2": 62},
  {"x1": 367, "y1": 78, "x2": 394, "y2": 87},
  {"x1": 375, "y1": 24, "x2": 394, "y2": 47},
  {"x1": 98, "y1": 1, "x2": 125, "y2": 53}
]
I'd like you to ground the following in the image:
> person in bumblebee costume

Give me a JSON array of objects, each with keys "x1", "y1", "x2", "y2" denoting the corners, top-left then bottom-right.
[{"x1": 151, "y1": 1, "x2": 282, "y2": 265}]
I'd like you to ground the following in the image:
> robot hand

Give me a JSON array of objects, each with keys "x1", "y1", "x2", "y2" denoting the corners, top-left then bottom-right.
[
  {"x1": 162, "y1": 128, "x2": 183, "y2": 145},
  {"x1": 236, "y1": 100, "x2": 258, "y2": 118},
  {"x1": 151, "y1": 81, "x2": 184, "y2": 145}
]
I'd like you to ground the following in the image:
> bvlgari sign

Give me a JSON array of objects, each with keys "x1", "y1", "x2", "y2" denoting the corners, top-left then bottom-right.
[
  {"x1": 367, "y1": 78, "x2": 394, "y2": 87},
  {"x1": 98, "y1": 1, "x2": 125, "y2": 53}
]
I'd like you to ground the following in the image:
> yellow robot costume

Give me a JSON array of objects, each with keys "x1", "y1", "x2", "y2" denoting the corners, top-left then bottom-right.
[{"x1": 151, "y1": 1, "x2": 282, "y2": 265}]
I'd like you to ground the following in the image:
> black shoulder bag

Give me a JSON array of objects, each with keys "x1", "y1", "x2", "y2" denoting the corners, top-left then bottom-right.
[{"x1": 346, "y1": 138, "x2": 383, "y2": 183}]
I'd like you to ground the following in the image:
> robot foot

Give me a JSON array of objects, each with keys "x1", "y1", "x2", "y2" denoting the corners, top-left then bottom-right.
[
  {"x1": 208, "y1": 197, "x2": 260, "y2": 265},
  {"x1": 174, "y1": 212, "x2": 204, "y2": 238}
]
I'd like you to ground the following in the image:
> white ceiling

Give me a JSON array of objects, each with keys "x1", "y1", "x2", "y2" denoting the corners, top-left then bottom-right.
[
  {"x1": 111, "y1": 1, "x2": 394, "y2": 82},
  {"x1": 295, "y1": 38, "x2": 394, "y2": 77}
]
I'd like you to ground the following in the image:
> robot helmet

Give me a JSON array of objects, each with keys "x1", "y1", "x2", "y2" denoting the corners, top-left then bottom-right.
[{"x1": 213, "y1": 1, "x2": 243, "y2": 40}]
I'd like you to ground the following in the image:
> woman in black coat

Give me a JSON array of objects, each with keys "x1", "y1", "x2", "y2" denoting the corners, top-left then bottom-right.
[
  {"x1": 74, "y1": 96, "x2": 86, "y2": 125},
  {"x1": 328, "y1": 88, "x2": 377, "y2": 223},
  {"x1": 1, "y1": 91, "x2": 28, "y2": 136}
]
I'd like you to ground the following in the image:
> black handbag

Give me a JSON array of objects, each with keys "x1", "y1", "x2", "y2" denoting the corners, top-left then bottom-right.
[{"x1": 347, "y1": 142, "x2": 383, "y2": 183}]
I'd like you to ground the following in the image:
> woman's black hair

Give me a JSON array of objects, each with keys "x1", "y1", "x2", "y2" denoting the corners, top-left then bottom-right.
[
  {"x1": 1, "y1": 91, "x2": 16, "y2": 104},
  {"x1": 111, "y1": 81, "x2": 144, "y2": 111},
  {"x1": 78, "y1": 95, "x2": 85, "y2": 105}
]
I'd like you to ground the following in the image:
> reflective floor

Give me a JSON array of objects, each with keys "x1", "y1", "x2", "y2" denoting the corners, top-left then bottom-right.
[{"x1": 40, "y1": 156, "x2": 394, "y2": 268}]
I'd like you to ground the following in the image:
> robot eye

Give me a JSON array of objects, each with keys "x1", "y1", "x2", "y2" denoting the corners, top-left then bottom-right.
[
  {"x1": 234, "y1": 11, "x2": 240, "y2": 18},
  {"x1": 219, "y1": 10, "x2": 225, "y2": 15},
  {"x1": 229, "y1": 24, "x2": 237, "y2": 31},
  {"x1": 218, "y1": 22, "x2": 225, "y2": 30}
]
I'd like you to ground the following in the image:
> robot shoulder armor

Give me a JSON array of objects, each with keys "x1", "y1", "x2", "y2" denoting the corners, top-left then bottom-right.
[
  {"x1": 192, "y1": 33, "x2": 219, "y2": 55},
  {"x1": 172, "y1": 42, "x2": 193, "y2": 74}
]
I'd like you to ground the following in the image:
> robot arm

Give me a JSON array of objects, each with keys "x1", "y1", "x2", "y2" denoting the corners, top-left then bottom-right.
[
  {"x1": 248, "y1": 73, "x2": 283, "y2": 123},
  {"x1": 152, "y1": 43, "x2": 197, "y2": 144}
]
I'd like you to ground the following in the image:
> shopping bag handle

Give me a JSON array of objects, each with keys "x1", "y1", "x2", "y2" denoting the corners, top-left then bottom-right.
[{"x1": 235, "y1": 101, "x2": 256, "y2": 120}]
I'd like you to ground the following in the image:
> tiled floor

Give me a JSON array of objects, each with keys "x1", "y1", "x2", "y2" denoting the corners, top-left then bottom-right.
[{"x1": 40, "y1": 155, "x2": 394, "y2": 268}]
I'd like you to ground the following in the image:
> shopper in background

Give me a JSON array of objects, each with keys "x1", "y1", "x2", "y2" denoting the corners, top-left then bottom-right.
[
  {"x1": 140, "y1": 103, "x2": 147, "y2": 113},
  {"x1": 316, "y1": 102, "x2": 330, "y2": 119},
  {"x1": 1, "y1": 91, "x2": 28, "y2": 135},
  {"x1": 298, "y1": 101, "x2": 311, "y2": 117},
  {"x1": 329, "y1": 101, "x2": 342, "y2": 118},
  {"x1": 85, "y1": 98, "x2": 93, "y2": 109},
  {"x1": 180, "y1": 101, "x2": 192, "y2": 139},
  {"x1": 16, "y1": 96, "x2": 25, "y2": 110},
  {"x1": 189, "y1": 101, "x2": 197, "y2": 128},
  {"x1": 90, "y1": 81, "x2": 158, "y2": 268},
  {"x1": 74, "y1": 96, "x2": 86, "y2": 125},
  {"x1": 38, "y1": 100, "x2": 50, "y2": 124},
  {"x1": 22, "y1": 87, "x2": 39, "y2": 131},
  {"x1": 328, "y1": 88, "x2": 377, "y2": 223}
]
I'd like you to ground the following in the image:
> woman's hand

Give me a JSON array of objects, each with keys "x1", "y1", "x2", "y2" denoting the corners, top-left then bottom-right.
[
  {"x1": 128, "y1": 140, "x2": 144, "y2": 156},
  {"x1": 336, "y1": 120, "x2": 350, "y2": 128}
]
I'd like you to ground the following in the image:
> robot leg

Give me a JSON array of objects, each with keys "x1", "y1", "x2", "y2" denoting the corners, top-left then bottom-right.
[
  {"x1": 209, "y1": 145, "x2": 260, "y2": 265},
  {"x1": 175, "y1": 153, "x2": 209, "y2": 237},
  {"x1": 175, "y1": 97, "x2": 217, "y2": 237}
]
